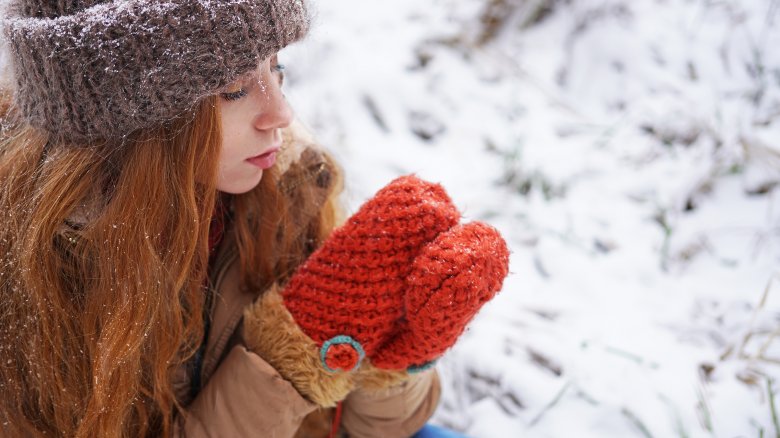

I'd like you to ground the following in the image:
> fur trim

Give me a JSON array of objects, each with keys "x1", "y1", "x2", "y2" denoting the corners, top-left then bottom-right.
[
  {"x1": 243, "y1": 285, "x2": 355, "y2": 407},
  {"x1": 355, "y1": 362, "x2": 410, "y2": 392}
]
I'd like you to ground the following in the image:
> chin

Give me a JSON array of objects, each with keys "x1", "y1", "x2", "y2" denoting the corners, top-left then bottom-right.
[{"x1": 216, "y1": 170, "x2": 264, "y2": 194}]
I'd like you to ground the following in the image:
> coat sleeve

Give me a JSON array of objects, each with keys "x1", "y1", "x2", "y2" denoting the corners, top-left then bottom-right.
[
  {"x1": 174, "y1": 345, "x2": 318, "y2": 437},
  {"x1": 340, "y1": 368, "x2": 442, "y2": 438}
]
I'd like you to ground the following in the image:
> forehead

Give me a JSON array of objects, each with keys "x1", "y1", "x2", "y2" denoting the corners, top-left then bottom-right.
[{"x1": 233, "y1": 55, "x2": 276, "y2": 82}]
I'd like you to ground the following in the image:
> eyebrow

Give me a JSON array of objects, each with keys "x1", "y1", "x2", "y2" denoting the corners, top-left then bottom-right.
[{"x1": 219, "y1": 70, "x2": 254, "y2": 92}]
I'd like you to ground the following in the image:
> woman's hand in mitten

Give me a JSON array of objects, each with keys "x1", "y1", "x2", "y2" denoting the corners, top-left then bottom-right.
[
  {"x1": 242, "y1": 175, "x2": 459, "y2": 407},
  {"x1": 354, "y1": 219, "x2": 510, "y2": 393},
  {"x1": 370, "y1": 221, "x2": 510, "y2": 372}
]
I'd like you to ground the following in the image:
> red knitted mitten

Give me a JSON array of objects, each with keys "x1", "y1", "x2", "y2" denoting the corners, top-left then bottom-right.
[
  {"x1": 243, "y1": 174, "x2": 509, "y2": 406},
  {"x1": 282, "y1": 175, "x2": 459, "y2": 372},
  {"x1": 370, "y1": 221, "x2": 510, "y2": 371}
]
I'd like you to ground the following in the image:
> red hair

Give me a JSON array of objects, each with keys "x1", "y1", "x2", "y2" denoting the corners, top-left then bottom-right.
[{"x1": 0, "y1": 88, "x2": 343, "y2": 437}]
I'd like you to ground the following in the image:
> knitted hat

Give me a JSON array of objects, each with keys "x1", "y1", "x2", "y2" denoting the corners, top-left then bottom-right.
[{"x1": 1, "y1": 0, "x2": 310, "y2": 144}]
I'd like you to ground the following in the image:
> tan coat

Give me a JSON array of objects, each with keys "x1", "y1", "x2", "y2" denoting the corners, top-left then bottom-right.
[{"x1": 172, "y1": 145, "x2": 441, "y2": 437}]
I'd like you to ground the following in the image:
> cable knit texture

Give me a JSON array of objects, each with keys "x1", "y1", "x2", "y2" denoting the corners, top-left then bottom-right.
[
  {"x1": 282, "y1": 175, "x2": 460, "y2": 372},
  {"x1": 1, "y1": 0, "x2": 310, "y2": 143}
]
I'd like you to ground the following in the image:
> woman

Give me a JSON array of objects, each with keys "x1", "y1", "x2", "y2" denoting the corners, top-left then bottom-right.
[{"x1": 0, "y1": 0, "x2": 509, "y2": 437}]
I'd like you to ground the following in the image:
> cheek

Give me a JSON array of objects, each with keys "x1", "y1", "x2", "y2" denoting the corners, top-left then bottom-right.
[
  {"x1": 217, "y1": 124, "x2": 264, "y2": 193},
  {"x1": 219, "y1": 105, "x2": 241, "y2": 172},
  {"x1": 218, "y1": 127, "x2": 241, "y2": 174},
  {"x1": 218, "y1": 136, "x2": 240, "y2": 168},
  {"x1": 216, "y1": 142, "x2": 239, "y2": 182},
  {"x1": 217, "y1": 103, "x2": 265, "y2": 193}
]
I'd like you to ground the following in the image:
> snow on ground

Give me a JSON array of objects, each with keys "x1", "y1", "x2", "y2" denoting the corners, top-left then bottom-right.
[{"x1": 285, "y1": 0, "x2": 780, "y2": 436}]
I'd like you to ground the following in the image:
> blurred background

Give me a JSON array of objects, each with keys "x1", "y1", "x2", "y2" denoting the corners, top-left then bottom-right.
[{"x1": 284, "y1": 0, "x2": 780, "y2": 436}]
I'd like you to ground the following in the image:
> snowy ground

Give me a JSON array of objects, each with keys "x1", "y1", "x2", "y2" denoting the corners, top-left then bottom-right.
[{"x1": 284, "y1": 0, "x2": 780, "y2": 436}]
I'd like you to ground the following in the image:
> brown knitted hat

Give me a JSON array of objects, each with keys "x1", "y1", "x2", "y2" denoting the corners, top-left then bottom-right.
[{"x1": 1, "y1": 0, "x2": 310, "y2": 144}]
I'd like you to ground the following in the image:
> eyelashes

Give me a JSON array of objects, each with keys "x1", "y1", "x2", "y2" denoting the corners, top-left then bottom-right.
[
  {"x1": 221, "y1": 64, "x2": 286, "y2": 102},
  {"x1": 221, "y1": 88, "x2": 248, "y2": 101},
  {"x1": 273, "y1": 63, "x2": 285, "y2": 88}
]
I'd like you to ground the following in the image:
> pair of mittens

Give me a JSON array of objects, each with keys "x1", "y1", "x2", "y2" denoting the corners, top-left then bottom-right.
[{"x1": 243, "y1": 175, "x2": 510, "y2": 406}]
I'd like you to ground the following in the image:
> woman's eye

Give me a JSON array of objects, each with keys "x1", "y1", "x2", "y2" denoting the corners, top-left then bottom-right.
[
  {"x1": 221, "y1": 88, "x2": 248, "y2": 101},
  {"x1": 273, "y1": 63, "x2": 285, "y2": 86}
]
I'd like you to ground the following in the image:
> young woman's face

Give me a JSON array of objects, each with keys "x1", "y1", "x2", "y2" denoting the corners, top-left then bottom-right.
[{"x1": 216, "y1": 53, "x2": 292, "y2": 194}]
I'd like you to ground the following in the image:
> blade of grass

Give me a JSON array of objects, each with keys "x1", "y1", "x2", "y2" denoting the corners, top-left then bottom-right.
[
  {"x1": 659, "y1": 394, "x2": 689, "y2": 438},
  {"x1": 529, "y1": 381, "x2": 572, "y2": 427},
  {"x1": 767, "y1": 377, "x2": 780, "y2": 438},
  {"x1": 621, "y1": 407, "x2": 654, "y2": 438},
  {"x1": 695, "y1": 384, "x2": 714, "y2": 435}
]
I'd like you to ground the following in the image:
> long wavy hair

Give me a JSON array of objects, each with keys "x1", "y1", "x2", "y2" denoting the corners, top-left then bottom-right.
[{"x1": 0, "y1": 87, "x2": 343, "y2": 437}]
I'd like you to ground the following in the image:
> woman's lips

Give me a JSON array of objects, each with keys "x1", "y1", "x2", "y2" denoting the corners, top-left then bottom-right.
[{"x1": 246, "y1": 146, "x2": 280, "y2": 169}]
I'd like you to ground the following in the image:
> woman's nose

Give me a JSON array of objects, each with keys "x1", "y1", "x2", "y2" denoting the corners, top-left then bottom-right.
[{"x1": 254, "y1": 80, "x2": 293, "y2": 131}]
